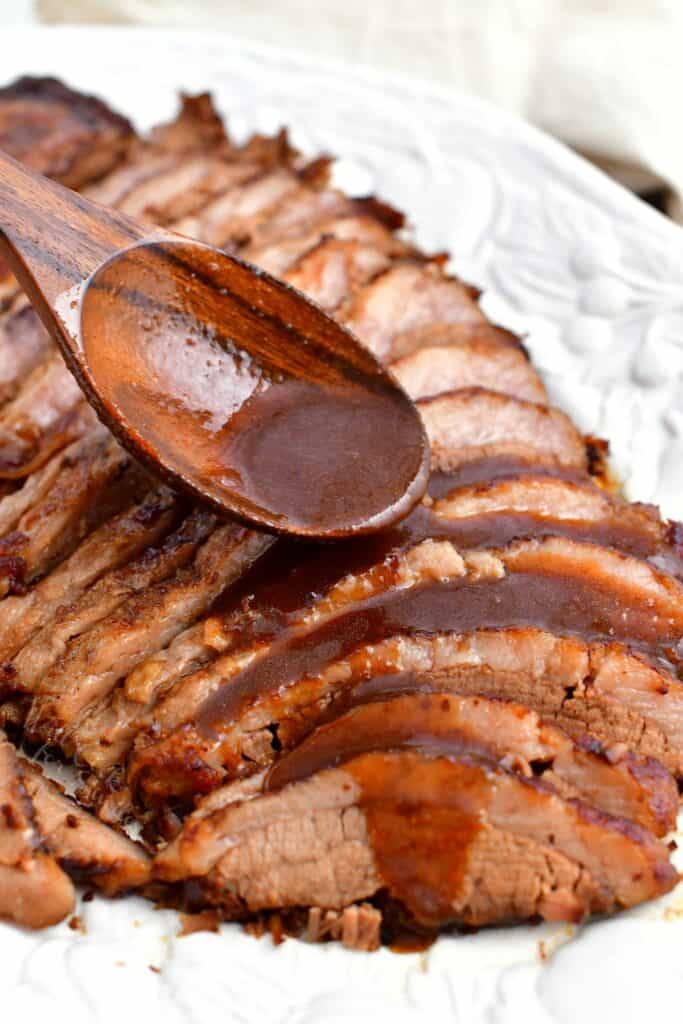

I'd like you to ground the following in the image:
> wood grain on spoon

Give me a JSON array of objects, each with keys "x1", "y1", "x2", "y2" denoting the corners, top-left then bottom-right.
[{"x1": 0, "y1": 150, "x2": 429, "y2": 536}]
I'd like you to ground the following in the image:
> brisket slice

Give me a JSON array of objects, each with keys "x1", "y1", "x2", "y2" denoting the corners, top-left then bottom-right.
[
  {"x1": 0, "y1": 429, "x2": 136, "y2": 597},
  {"x1": 164, "y1": 143, "x2": 335, "y2": 249},
  {"x1": 71, "y1": 622, "x2": 215, "y2": 801},
  {"x1": 71, "y1": 533, "x2": 275, "y2": 773},
  {"x1": 433, "y1": 475, "x2": 680, "y2": 571},
  {"x1": 154, "y1": 750, "x2": 677, "y2": 928},
  {"x1": 85, "y1": 152, "x2": 184, "y2": 210},
  {"x1": 0, "y1": 360, "x2": 85, "y2": 483},
  {"x1": 12, "y1": 507, "x2": 217, "y2": 695},
  {"x1": 365, "y1": 631, "x2": 683, "y2": 779},
  {"x1": 386, "y1": 321, "x2": 525, "y2": 362},
  {"x1": 0, "y1": 484, "x2": 178, "y2": 664},
  {"x1": 116, "y1": 157, "x2": 262, "y2": 225},
  {"x1": 171, "y1": 167, "x2": 304, "y2": 247},
  {"x1": 390, "y1": 340, "x2": 547, "y2": 404},
  {"x1": 147, "y1": 92, "x2": 231, "y2": 154},
  {"x1": 0, "y1": 434, "x2": 74, "y2": 537},
  {"x1": 247, "y1": 210, "x2": 412, "y2": 278},
  {"x1": 341, "y1": 263, "x2": 485, "y2": 360},
  {"x1": 4, "y1": 506, "x2": 214, "y2": 696},
  {"x1": 244, "y1": 185, "x2": 355, "y2": 254},
  {"x1": 428, "y1": 454, "x2": 593, "y2": 500},
  {"x1": 283, "y1": 237, "x2": 394, "y2": 312},
  {"x1": 0, "y1": 402, "x2": 92, "y2": 485},
  {"x1": 25, "y1": 525, "x2": 274, "y2": 747},
  {"x1": 20, "y1": 762, "x2": 150, "y2": 894},
  {"x1": 0, "y1": 76, "x2": 133, "y2": 188},
  {"x1": 419, "y1": 388, "x2": 588, "y2": 475},
  {"x1": 268, "y1": 693, "x2": 677, "y2": 836},
  {"x1": 0, "y1": 353, "x2": 82, "y2": 474},
  {"x1": 0, "y1": 730, "x2": 74, "y2": 927},
  {"x1": 0, "y1": 305, "x2": 53, "y2": 410}
]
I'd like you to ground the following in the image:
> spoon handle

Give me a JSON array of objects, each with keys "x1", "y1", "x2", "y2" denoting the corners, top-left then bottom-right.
[{"x1": 0, "y1": 149, "x2": 146, "y2": 312}]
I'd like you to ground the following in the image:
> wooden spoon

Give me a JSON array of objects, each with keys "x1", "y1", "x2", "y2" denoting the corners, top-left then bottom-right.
[{"x1": 0, "y1": 150, "x2": 429, "y2": 537}]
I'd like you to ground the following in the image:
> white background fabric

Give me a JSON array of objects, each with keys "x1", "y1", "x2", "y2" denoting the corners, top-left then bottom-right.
[{"x1": 3, "y1": 0, "x2": 682, "y2": 198}]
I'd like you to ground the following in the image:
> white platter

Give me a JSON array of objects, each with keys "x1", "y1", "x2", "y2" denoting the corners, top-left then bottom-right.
[{"x1": 2, "y1": 25, "x2": 683, "y2": 1024}]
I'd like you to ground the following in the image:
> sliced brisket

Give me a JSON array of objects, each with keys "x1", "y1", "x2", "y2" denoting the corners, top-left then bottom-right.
[
  {"x1": 386, "y1": 321, "x2": 524, "y2": 362},
  {"x1": 419, "y1": 388, "x2": 588, "y2": 476},
  {"x1": 265, "y1": 692, "x2": 678, "y2": 836},
  {"x1": 127, "y1": 533, "x2": 683, "y2": 804},
  {"x1": 248, "y1": 210, "x2": 412, "y2": 278},
  {"x1": 341, "y1": 264, "x2": 485, "y2": 359},
  {"x1": 25, "y1": 524, "x2": 273, "y2": 747},
  {"x1": 283, "y1": 237, "x2": 394, "y2": 312},
  {"x1": 154, "y1": 750, "x2": 676, "y2": 928},
  {"x1": 0, "y1": 79, "x2": 679, "y2": 942},
  {"x1": 5, "y1": 507, "x2": 215, "y2": 697},
  {"x1": 0, "y1": 429, "x2": 135, "y2": 596},
  {"x1": 390, "y1": 340, "x2": 547, "y2": 404},
  {"x1": 433, "y1": 475, "x2": 680, "y2": 570},
  {"x1": 0, "y1": 305, "x2": 53, "y2": 410},
  {"x1": 20, "y1": 762, "x2": 150, "y2": 894},
  {"x1": 0, "y1": 730, "x2": 74, "y2": 927},
  {"x1": 71, "y1": 531, "x2": 275, "y2": 772},
  {"x1": 0, "y1": 484, "x2": 178, "y2": 664},
  {"x1": 172, "y1": 167, "x2": 303, "y2": 247},
  {"x1": 0, "y1": 354, "x2": 84, "y2": 477},
  {"x1": 0, "y1": 76, "x2": 133, "y2": 188}
]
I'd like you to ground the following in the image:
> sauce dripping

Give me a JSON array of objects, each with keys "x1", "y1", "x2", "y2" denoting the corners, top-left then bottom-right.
[
  {"x1": 197, "y1": 568, "x2": 683, "y2": 736},
  {"x1": 344, "y1": 751, "x2": 488, "y2": 928},
  {"x1": 207, "y1": 494, "x2": 678, "y2": 653}
]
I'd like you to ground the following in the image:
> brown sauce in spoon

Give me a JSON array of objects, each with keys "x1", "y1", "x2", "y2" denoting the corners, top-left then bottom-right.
[{"x1": 78, "y1": 240, "x2": 429, "y2": 536}]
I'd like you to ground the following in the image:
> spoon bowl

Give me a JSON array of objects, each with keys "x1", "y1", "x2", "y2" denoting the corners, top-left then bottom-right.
[
  {"x1": 77, "y1": 239, "x2": 429, "y2": 534},
  {"x1": 0, "y1": 151, "x2": 429, "y2": 536}
]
